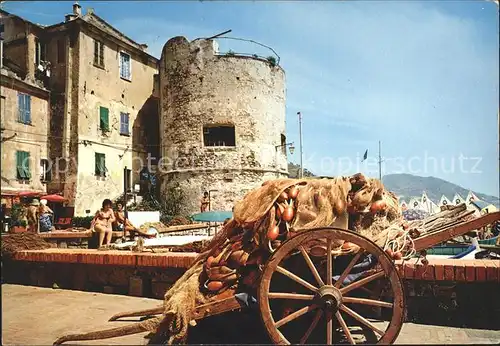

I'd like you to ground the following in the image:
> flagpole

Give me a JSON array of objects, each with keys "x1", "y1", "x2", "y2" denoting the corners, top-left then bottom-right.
[{"x1": 378, "y1": 140, "x2": 382, "y2": 181}]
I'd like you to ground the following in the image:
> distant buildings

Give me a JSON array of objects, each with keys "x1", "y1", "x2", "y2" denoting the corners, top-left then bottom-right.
[{"x1": 398, "y1": 190, "x2": 497, "y2": 216}]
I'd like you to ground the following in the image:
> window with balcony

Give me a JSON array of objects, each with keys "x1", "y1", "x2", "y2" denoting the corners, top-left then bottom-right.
[
  {"x1": 203, "y1": 125, "x2": 236, "y2": 147},
  {"x1": 16, "y1": 151, "x2": 31, "y2": 181},
  {"x1": 17, "y1": 93, "x2": 31, "y2": 124}
]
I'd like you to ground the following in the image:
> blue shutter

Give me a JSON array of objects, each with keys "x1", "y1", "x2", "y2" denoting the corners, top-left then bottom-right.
[
  {"x1": 120, "y1": 112, "x2": 129, "y2": 135},
  {"x1": 17, "y1": 94, "x2": 31, "y2": 124},
  {"x1": 25, "y1": 95, "x2": 31, "y2": 123}
]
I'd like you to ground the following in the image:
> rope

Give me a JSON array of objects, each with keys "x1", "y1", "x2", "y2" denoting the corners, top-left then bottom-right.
[{"x1": 383, "y1": 226, "x2": 416, "y2": 260}]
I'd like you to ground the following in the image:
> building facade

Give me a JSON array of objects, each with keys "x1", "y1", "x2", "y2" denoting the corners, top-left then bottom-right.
[
  {"x1": 0, "y1": 10, "x2": 51, "y2": 198},
  {"x1": 1, "y1": 4, "x2": 290, "y2": 216},
  {"x1": 1, "y1": 4, "x2": 159, "y2": 216},
  {"x1": 159, "y1": 37, "x2": 288, "y2": 213}
]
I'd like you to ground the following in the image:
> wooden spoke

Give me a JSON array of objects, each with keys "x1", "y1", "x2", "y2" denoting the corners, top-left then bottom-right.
[
  {"x1": 275, "y1": 305, "x2": 317, "y2": 329},
  {"x1": 258, "y1": 228, "x2": 405, "y2": 345},
  {"x1": 326, "y1": 311, "x2": 333, "y2": 344},
  {"x1": 340, "y1": 270, "x2": 385, "y2": 295},
  {"x1": 299, "y1": 245, "x2": 325, "y2": 287},
  {"x1": 335, "y1": 311, "x2": 355, "y2": 344},
  {"x1": 299, "y1": 309, "x2": 323, "y2": 344},
  {"x1": 276, "y1": 266, "x2": 318, "y2": 293},
  {"x1": 342, "y1": 297, "x2": 393, "y2": 309},
  {"x1": 268, "y1": 293, "x2": 315, "y2": 300},
  {"x1": 340, "y1": 304, "x2": 385, "y2": 336},
  {"x1": 334, "y1": 251, "x2": 364, "y2": 288},
  {"x1": 326, "y1": 239, "x2": 333, "y2": 285}
]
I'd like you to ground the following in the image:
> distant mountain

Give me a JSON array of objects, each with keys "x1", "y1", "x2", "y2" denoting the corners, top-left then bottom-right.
[
  {"x1": 382, "y1": 173, "x2": 500, "y2": 208},
  {"x1": 286, "y1": 164, "x2": 499, "y2": 208}
]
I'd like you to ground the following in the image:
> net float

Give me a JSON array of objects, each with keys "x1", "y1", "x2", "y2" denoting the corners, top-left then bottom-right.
[
  {"x1": 278, "y1": 191, "x2": 289, "y2": 202},
  {"x1": 393, "y1": 251, "x2": 403, "y2": 260},
  {"x1": 282, "y1": 206, "x2": 295, "y2": 222},
  {"x1": 334, "y1": 199, "x2": 346, "y2": 215},
  {"x1": 207, "y1": 280, "x2": 224, "y2": 292},
  {"x1": 276, "y1": 204, "x2": 284, "y2": 218},
  {"x1": 385, "y1": 248, "x2": 394, "y2": 258},
  {"x1": 370, "y1": 200, "x2": 387, "y2": 214},
  {"x1": 267, "y1": 225, "x2": 280, "y2": 241},
  {"x1": 288, "y1": 186, "x2": 299, "y2": 199},
  {"x1": 206, "y1": 256, "x2": 215, "y2": 268}
]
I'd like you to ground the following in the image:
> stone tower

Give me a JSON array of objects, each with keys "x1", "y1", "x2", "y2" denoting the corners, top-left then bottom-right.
[{"x1": 159, "y1": 36, "x2": 288, "y2": 213}]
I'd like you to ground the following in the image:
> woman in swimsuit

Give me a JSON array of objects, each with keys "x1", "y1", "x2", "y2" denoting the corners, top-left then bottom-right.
[{"x1": 91, "y1": 199, "x2": 115, "y2": 249}]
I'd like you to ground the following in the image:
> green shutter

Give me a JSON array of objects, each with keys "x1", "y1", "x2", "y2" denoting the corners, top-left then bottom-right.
[
  {"x1": 99, "y1": 107, "x2": 109, "y2": 131},
  {"x1": 16, "y1": 151, "x2": 30, "y2": 180}
]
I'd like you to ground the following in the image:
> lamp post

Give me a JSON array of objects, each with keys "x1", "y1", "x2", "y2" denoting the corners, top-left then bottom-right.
[
  {"x1": 297, "y1": 112, "x2": 303, "y2": 178},
  {"x1": 275, "y1": 142, "x2": 295, "y2": 155}
]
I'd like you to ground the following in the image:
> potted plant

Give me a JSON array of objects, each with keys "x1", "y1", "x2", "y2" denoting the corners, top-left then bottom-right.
[{"x1": 10, "y1": 219, "x2": 28, "y2": 233}]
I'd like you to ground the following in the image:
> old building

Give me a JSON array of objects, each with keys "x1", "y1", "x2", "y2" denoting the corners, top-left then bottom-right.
[
  {"x1": 1, "y1": 4, "x2": 159, "y2": 216},
  {"x1": 159, "y1": 37, "x2": 288, "y2": 213},
  {"x1": 1, "y1": 4, "x2": 289, "y2": 217},
  {"x1": 0, "y1": 11, "x2": 51, "y2": 198}
]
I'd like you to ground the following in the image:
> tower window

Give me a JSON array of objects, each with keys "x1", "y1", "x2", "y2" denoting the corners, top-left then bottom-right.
[{"x1": 203, "y1": 125, "x2": 235, "y2": 147}]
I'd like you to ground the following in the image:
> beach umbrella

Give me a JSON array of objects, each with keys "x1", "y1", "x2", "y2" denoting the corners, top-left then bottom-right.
[
  {"x1": 191, "y1": 211, "x2": 233, "y2": 223},
  {"x1": 41, "y1": 194, "x2": 66, "y2": 203}
]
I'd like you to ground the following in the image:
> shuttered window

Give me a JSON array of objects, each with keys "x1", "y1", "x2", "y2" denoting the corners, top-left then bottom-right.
[
  {"x1": 119, "y1": 52, "x2": 131, "y2": 80},
  {"x1": 99, "y1": 106, "x2": 109, "y2": 131},
  {"x1": 16, "y1": 151, "x2": 31, "y2": 180},
  {"x1": 17, "y1": 93, "x2": 31, "y2": 124},
  {"x1": 120, "y1": 112, "x2": 129, "y2": 135},
  {"x1": 94, "y1": 39, "x2": 104, "y2": 67},
  {"x1": 95, "y1": 153, "x2": 106, "y2": 177}
]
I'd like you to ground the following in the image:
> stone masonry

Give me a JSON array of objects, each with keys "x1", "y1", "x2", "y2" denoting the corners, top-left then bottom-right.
[{"x1": 159, "y1": 37, "x2": 288, "y2": 214}]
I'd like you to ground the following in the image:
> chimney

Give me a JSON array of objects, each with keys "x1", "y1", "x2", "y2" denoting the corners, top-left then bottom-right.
[{"x1": 73, "y1": 2, "x2": 82, "y2": 16}]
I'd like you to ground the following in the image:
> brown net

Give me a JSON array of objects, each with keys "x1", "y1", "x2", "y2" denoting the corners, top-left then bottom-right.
[{"x1": 1, "y1": 233, "x2": 52, "y2": 259}]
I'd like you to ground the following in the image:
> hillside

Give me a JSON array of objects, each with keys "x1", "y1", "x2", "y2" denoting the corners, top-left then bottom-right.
[
  {"x1": 382, "y1": 173, "x2": 499, "y2": 207},
  {"x1": 286, "y1": 164, "x2": 499, "y2": 207}
]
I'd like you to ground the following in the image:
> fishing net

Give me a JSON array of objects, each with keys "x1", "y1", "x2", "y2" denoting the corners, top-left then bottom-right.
[
  {"x1": 154, "y1": 173, "x2": 405, "y2": 343},
  {"x1": 1, "y1": 232, "x2": 52, "y2": 259}
]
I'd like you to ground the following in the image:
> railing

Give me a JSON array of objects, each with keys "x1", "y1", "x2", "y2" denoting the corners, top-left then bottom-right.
[{"x1": 194, "y1": 36, "x2": 281, "y2": 66}]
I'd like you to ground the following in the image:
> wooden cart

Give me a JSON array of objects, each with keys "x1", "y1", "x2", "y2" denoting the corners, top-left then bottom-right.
[{"x1": 190, "y1": 207, "x2": 500, "y2": 345}]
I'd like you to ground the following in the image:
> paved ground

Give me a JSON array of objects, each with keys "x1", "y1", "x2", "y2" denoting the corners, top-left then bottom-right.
[{"x1": 2, "y1": 284, "x2": 499, "y2": 345}]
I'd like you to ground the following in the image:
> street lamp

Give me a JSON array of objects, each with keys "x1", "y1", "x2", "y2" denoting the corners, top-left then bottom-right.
[{"x1": 275, "y1": 142, "x2": 295, "y2": 155}]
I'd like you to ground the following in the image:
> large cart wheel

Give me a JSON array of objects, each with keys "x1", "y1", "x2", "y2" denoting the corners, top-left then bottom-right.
[{"x1": 258, "y1": 227, "x2": 405, "y2": 345}]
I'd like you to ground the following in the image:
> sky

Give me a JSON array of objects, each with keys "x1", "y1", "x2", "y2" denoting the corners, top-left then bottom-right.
[{"x1": 4, "y1": 1, "x2": 499, "y2": 197}]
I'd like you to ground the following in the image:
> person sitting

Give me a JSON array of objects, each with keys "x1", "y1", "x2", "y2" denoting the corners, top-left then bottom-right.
[
  {"x1": 38, "y1": 199, "x2": 56, "y2": 233},
  {"x1": 91, "y1": 199, "x2": 115, "y2": 249},
  {"x1": 113, "y1": 202, "x2": 156, "y2": 239}
]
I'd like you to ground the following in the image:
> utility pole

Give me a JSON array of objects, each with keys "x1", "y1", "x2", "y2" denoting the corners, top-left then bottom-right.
[{"x1": 297, "y1": 111, "x2": 304, "y2": 178}]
